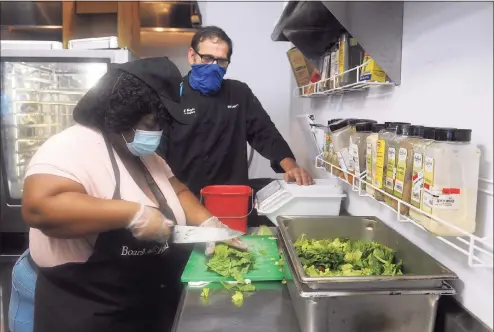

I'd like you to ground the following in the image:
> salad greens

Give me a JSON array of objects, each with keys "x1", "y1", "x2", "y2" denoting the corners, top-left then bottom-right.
[
  {"x1": 200, "y1": 288, "x2": 210, "y2": 301},
  {"x1": 255, "y1": 225, "x2": 274, "y2": 236},
  {"x1": 205, "y1": 244, "x2": 256, "y2": 306},
  {"x1": 232, "y1": 291, "x2": 244, "y2": 307},
  {"x1": 206, "y1": 244, "x2": 255, "y2": 282},
  {"x1": 294, "y1": 235, "x2": 403, "y2": 277}
]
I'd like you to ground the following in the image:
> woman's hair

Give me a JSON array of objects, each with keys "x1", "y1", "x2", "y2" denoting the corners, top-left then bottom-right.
[{"x1": 73, "y1": 70, "x2": 166, "y2": 132}]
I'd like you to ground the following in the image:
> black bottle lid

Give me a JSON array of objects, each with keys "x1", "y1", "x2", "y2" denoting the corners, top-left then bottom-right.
[
  {"x1": 346, "y1": 118, "x2": 361, "y2": 125},
  {"x1": 398, "y1": 125, "x2": 424, "y2": 137},
  {"x1": 355, "y1": 122, "x2": 374, "y2": 132},
  {"x1": 384, "y1": 121, "x2": 411, "y2": 129},
  {"x1": 329, "y1": 119, "x2": 349, "y2": 132},
  {"x1": 395, "y1": 123, "x2": 412, "y2": 136},
  {"x1": 372, "y1": 123, "x2": 386, "y2": 133},
  {"x1": 328, "y1": 118, "x2": 343, "y2": 125},
  {"x1": 358, "y1": 119, "x2": 377, "y2": 124},
  {"x1": 422, "y1": 127, "x2": 436, "y2": 140},
  {"x1": 434, "y1": 128, "x2": 472, "y2": 142}
]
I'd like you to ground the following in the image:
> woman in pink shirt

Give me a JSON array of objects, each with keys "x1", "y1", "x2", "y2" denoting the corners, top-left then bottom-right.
[{"x1": 9, "y1": 57, "x2": 245, "y2": 332}]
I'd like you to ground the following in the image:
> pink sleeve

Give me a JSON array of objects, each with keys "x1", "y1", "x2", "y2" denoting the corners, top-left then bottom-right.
[
  {"x1": 25, "y1": 133, "x2": 89, "y2": 189},
  {"x1": 153, "y1": 154, "x2": 175, "y2": 179}
]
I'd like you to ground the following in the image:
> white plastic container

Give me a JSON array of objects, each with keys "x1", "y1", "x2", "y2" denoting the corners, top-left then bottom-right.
[
  {"x1": 255, "y1": 179, "x2": 346, "y2": 226},
  {"x1": 414, "y1": 128, "x2": 480, "y2": 236}
]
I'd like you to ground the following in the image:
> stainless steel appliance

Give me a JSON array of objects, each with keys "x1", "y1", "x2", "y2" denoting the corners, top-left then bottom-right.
[
  {"x1": 277, "y1": 216, "x2": 458, "y2": 332},
  {"x1": 0, "y1": 48, "x2": 135, "y2": 234}
]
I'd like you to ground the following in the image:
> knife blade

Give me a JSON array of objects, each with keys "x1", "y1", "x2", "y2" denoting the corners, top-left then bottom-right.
[{"x1": 170, "y1": 225, "x2": 244, "y2": 244}]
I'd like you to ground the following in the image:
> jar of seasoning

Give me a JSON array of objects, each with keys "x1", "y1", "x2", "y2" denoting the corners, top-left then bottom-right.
[
  {"x1": 322, "y1": 119, "x2": 343, "y2": 170},
  {"x1": 409, "y1": 127, "x2": 437, "y2": 221},
  {"x1": 390, "y1": 125, "x2": 425, "y2": 214},
  {"x1": 365, "y1": 123, "x2": 385, "y2": 197},
  {"x1": 374, "y1": 122, "x2": 411, "y2": 201},
  {"x1": 329, "y1": 119, "x2": 355, "y2": 180},
  {"x1": 417, "y1": 128, "x2": 480, "y2": 236},
  {"x1": 349, "y1": 122, "x2": 374, "y2": 186}
]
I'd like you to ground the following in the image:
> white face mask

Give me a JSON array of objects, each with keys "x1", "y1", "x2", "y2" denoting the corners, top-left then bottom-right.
[{"x1": 122, "y1": 129, "x2": 163, "y2": 156}]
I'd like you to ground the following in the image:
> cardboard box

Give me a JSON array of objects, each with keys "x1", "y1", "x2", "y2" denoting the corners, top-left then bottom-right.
[
  {"x1": 287, "y1": 47, "x2": 318, "y2": 94},
  {"x1": 359, "y1": 52, "x2": 387, "y2": 83}
]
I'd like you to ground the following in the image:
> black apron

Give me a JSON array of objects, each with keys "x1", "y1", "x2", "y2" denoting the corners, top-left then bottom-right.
[{"x1": 33, "y1": 134, "x2": 190, "y2": 332}]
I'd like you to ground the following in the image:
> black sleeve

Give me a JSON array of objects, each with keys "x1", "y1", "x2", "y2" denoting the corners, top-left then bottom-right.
[{"x1": 244, "y1": 85, "x2": 295, "y2": 173}]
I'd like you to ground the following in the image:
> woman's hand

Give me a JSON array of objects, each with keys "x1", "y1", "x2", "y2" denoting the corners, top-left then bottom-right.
[
  {"x1": 127, "y1": 205, "x2": 174, "y2": 243},
  {"x1": 200, "y1": 216, "x2": 248, "y2": 255}
]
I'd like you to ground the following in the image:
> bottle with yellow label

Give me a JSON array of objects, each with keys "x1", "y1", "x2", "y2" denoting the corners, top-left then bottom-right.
[
  {"x1": 409, "y1": 128, "x2": 437, "y2": 223},
  {"x1": 391, "y1": 125, "x2": 425, "y2": 214},
  {"x1": 365, "y1": 123, "x2": 385, "y2": 197},
  {"x1": 374, "y1": 122, "x2": 410, "y2": 201}
]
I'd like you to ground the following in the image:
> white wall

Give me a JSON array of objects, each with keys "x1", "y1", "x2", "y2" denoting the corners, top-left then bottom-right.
[
  {"x1": 199, "y1": 1, "x2": 293, "y2": 179},
  {"x1": 289, "y1": 2, "x2": 493, "y2": 328}
]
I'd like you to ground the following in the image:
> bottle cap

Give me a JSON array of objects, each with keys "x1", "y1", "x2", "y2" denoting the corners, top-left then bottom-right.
[
  {"x1": 422, "y1": 127, "x2": 436, "y2": 139},
  {"x1": 434, "y1": 128, "x2": 472, "y2": 142},
  {"x1": 384, "y1": 122, "x2": 411, "y2": 129},
  {"x1": 372, "y1": 123, "x2": 386, "y2": 133},
  {"x1": 395, "y1": 124, "x2": 412, "y2": 136},
  {"x1": 329, "y1": 119, "x2": 349, "y2": 132},
  {"x1": 408, "y1": 125, "x2": 425, "y2": 137},
  {"x1": 328, "y1": 118, "x2": 343, "y2": 125},
  {"x1": 355, "y1": 122, "x2": 374, "y2": 132}
]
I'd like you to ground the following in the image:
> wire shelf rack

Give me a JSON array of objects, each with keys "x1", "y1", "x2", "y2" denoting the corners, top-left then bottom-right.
[
  {"x1": 295, "y1": 61, "x2": 395, "y2": 97},
  {"x1": 315, "y1": 153, "x2": 494, "y2": 268}
]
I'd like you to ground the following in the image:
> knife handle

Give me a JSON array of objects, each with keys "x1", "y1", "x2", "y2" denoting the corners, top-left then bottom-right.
[{"x1": 166, "y1": 224, "x2": 175, "y2": 244}]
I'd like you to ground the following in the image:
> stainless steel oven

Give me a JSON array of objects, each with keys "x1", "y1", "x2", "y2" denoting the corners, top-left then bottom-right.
[{"x1": 0, "y1": 48, "x2": 135, "y2": 234}]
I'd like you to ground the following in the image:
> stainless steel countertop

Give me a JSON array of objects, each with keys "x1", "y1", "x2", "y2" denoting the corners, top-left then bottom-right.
[
  {"x1": 172, "y1": 282, "x2": 301, "y2": 332},
  {"x1": 171, "y1": 225, "x2": 306, "y2": 332}
]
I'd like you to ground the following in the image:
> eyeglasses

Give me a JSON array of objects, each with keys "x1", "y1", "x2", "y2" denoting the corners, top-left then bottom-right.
[{"x1": 194, "y1": 50, "x2": 230, "y2": 68}]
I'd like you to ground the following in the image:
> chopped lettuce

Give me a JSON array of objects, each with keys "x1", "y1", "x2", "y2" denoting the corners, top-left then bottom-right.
[
  {"x1": 255, "y1": 225, "x2": 274, "y2": 236},
  {"x1": 294, "y1": 235, "x2": 403, "y2": 277},
  {"x1": 200, "y1": 288, "x2": 210, "y2": 300},
  {"x1": 206, "y1": 244, "x2": 254, "y2": 282},
  {"x1": 206, "y1": 244, "x2": 257, "y2": 306},
  {"x1": 232, "y1": 291, "x2": 244, "y2": 307}
]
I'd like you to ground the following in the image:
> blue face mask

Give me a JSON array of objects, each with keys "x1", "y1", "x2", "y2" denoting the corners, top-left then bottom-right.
[
  {"x1": 123, "y1": 129, "x2": 162, "y2": 157},
  {"x1": 189, "y1": 64, "x2": 227, "y2": 95}
]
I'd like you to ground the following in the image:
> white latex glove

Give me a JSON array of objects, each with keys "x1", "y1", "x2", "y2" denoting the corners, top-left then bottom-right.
[
  {"x1": 127, "y1": 204, "x2": 174, "y2": 243},
  {"x1": 200, "y1": 216, "x2": 248, "y2": 255}
]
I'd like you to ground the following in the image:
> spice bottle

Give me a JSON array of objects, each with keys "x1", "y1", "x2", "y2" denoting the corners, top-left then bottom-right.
[
  {"x1": 409, "y1": 128, "x2": 437, "y2": 222},
  {"x1": 365, "y1": 123, "x2": 385, "y2": 197},
  {"x1": 391, "y1": 125, "x2": 425, "y2": 214},
  {"x1": 374, "y1": 122, "x2": 411, "y2": 201},
  {"x1": 323, "y1": 119, "x2": 343, "y2": 171},
  {"x1": 349, "y1": 122, "x2": 374, "y2": 187},
  {"x1": 329, "y1": 119, "x2": 354, "y2": 180},
  {"x1": 417, "y1": 128, "x2": 480, "y2": 236}
]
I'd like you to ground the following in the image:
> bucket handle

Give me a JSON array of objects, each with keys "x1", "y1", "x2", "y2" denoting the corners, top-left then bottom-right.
[{"x1": 200, "y1": 190, "x2": 255, "y2": 219}]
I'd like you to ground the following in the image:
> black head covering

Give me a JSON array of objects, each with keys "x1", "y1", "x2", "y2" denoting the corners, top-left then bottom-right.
[{"x1": 74, "y1": 57, "x2": 193, "y2": 125}]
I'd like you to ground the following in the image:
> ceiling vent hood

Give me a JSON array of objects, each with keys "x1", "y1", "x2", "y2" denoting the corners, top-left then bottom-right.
[
  {"x1": 0, "y1": 2, "x2": 62, "y2": 28},
  {"x1": 140, "y1": 1, "x2": 201, "y2": 32},
  {"x1": 272, "y1": 1, "x2": 403, "y2": 85},
  {"x1": 0, "y1": 1, "x2": 201, "y2": 33},
  {"x1": 272, "y1": 1, "x2": 345, "y2": 63}
]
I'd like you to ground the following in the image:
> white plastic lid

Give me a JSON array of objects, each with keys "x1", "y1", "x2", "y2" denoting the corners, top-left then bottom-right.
[{"x1": 256, "y1": 179, "x2": 345, "y2": 214}]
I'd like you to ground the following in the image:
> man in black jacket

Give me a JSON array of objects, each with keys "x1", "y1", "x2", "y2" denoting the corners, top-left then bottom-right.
[{"x1": 160, "y1": 26, "x2": 313, "y2": 197}]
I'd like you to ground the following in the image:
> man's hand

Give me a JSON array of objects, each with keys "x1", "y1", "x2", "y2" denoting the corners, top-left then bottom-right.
[
  {"x1": 280, "y1": 158, "x2": 315, "y2": 186},
  {"x1": 284, "y1": 167, "x2": 314, "y2": 185}
]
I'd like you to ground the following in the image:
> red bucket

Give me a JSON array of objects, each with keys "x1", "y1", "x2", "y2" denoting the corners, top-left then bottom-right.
[{"x1": 200, "y1": 185, "x2": 253, "y2": 233}]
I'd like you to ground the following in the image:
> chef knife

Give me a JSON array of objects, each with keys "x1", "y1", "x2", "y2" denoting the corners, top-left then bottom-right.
[{"x1": 170, "y1": 225, "x2": 244, "y2": 244}]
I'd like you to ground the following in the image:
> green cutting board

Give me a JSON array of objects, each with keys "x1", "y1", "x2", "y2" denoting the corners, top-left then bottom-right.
[{"x1": 181, "y1": 235, "x2": 284, "y2": 283}]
